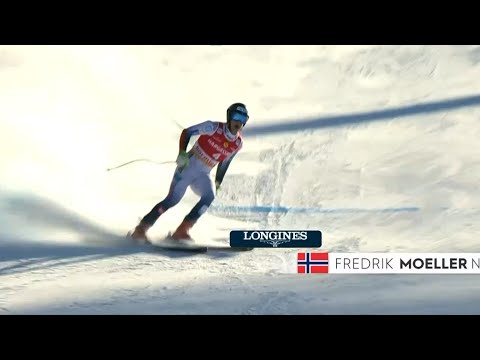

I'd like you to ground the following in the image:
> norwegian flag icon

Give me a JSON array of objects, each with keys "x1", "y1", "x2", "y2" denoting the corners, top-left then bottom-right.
[{"x1": 297, "y1": 252, "x2": 329, "y2": 273}]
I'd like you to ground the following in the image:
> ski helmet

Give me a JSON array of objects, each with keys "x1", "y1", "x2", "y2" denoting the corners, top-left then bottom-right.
[{"x1": 227, "y1": 102, "x2": 249, "y2": 126}]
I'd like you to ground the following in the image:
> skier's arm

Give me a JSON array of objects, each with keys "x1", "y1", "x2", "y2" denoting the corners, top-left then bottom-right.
[
  {"x1": 215, "y1": 143, "x2": 242, "y2": 190},
  {"x1": 177, "y1": 121, "x2": 219, "y2": 167},
  {"x1": 179, "y1": 121, "x2": 218, "y2": 152}
]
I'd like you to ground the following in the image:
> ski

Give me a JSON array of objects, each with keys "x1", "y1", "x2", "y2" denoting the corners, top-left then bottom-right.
[
  {"x1": 150, "y1": 241, "x2": 253, "y2": 253},
  {"x1": 126, "y1": 232, "x2": 253, "y2": 253}
]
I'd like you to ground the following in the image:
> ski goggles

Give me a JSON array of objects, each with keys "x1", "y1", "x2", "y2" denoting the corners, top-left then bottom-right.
[{"x1": 231, "y1": 111, "x2": 249, "y2": 125}]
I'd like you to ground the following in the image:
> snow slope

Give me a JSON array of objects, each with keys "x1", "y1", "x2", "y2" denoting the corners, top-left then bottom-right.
[{"x1": 1, "y1": 45, "x2": 480, "y2": 314}]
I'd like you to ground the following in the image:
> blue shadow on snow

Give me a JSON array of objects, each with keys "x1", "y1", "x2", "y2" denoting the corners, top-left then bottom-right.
[
  {"x1": 212, "y1": 205, "x2": 419, "y2": 214},
  {"x1": 243, "y1": 93, "x2": 480, "y2": 137}
]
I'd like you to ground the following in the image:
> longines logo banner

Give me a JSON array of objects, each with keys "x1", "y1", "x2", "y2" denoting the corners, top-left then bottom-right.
[{"x1": 230, "y1": 230, "x2": 322, "y2": 248}]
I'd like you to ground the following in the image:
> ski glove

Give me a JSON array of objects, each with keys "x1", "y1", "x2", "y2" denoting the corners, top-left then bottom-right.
[{"x1": 176, "y1": 150, "x2": 189, "y2": 168}]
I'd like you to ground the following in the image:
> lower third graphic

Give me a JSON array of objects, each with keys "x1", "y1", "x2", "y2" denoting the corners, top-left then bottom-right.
[
  {"x1": 297, "y1": 252, "x2": 329, "y2": 273},
  {"x1": 297, "y1": 252, "x2": 480, "y2": 274}
]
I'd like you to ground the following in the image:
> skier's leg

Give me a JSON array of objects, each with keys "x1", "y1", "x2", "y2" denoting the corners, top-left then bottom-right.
[
  {"x1": 131, "y1": 165, "x2": 195, "y2": 241},
  {"x1": 171, "y1": 173, "x2": 215, "y2": 240}
]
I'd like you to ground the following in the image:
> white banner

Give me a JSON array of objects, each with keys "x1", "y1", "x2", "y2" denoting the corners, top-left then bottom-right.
[{"x1": 295, "y1": 252, "x2": 480, "y2": 274}]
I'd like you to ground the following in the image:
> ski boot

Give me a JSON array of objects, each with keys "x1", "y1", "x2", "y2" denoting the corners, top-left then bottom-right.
[
  {"x1": 128, "y1": 221, "x2": 151, "y2": 245},
  {"x1": 169, "y1": 219, "x2": 196, "y2": 243}
]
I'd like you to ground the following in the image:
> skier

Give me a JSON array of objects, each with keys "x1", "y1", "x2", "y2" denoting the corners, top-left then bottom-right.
[{"x1": 129, "y1": 102, "x2": 249, "y2": 244}]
